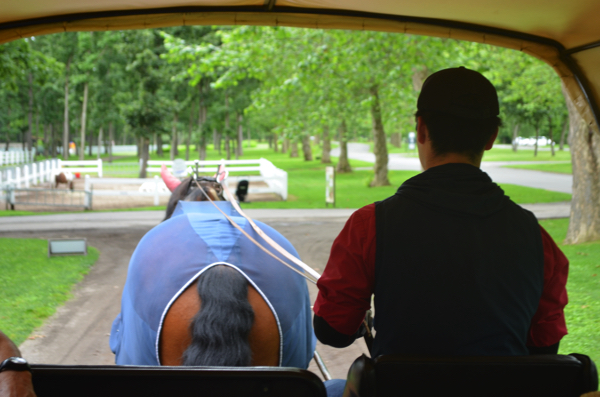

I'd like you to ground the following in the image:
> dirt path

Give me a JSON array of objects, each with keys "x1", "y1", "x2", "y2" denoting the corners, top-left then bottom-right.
[{"x1": 4, "y1": 215, "x2": 367, "y2": 381}]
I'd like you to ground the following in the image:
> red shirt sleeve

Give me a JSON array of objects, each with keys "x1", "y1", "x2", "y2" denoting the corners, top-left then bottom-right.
[
  {"x1": 313, "y1": 204, "x2": 377, "y2": 335},
  {"x1": 527, "y1": 225, "x2": 569, "y2": 347}
]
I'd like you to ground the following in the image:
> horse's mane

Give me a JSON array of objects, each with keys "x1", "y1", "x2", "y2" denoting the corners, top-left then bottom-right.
[
  {"x1": 181, "y1": 265, "x2": 254, "y2": 366},
  {"x1": 163, "y1": 177, "x2": 225, "y2": 221}
]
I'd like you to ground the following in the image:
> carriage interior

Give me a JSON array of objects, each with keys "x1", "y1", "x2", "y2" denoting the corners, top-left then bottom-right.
[{"x1": 2, "y1": 0, "x2": 600, "y2": 396}]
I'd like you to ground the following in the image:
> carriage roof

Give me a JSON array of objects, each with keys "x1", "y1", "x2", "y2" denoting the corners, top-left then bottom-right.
[{"x1": 0, "y1": 0, "x2": 599, "y2": 133}]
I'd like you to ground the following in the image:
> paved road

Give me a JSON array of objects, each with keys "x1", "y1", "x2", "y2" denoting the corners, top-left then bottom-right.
[
  {"x1": 332, "y1": 143, "x2": 573, "y2": 194},
  {"x1": 2, "y1": 211, "x2": 366, "y2": 381},
  {"x1": 0, "y1": 143, "x2": 573, "y2": 380}
]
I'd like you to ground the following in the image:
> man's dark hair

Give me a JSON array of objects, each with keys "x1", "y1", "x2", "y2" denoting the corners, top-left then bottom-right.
[{"x1": 416, "y1": 110, "x2": 502, "y2": 162}]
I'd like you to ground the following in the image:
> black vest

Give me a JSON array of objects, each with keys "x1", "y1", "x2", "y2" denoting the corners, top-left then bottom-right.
[{"x1": 373, "y1": 164, "x2": 544, "y2": 358}]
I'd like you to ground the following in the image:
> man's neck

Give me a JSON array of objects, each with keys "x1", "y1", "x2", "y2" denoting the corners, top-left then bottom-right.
[{"x1": 421, "y1": 152, "x2": 482, "y2": 171}]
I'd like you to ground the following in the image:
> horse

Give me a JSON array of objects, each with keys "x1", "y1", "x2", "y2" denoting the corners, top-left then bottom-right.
[
  {"x1": 54, "y1": 171, "x2": 74, "y2": 190},
  {"x1": 110, "y1": 166, "x2": 316, "y2": 369}
]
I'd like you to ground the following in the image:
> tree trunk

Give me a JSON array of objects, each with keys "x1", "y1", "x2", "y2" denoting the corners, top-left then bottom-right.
[
  {"x1": 108, "y1": 122, "x2": 114, "y2": 162},
  {"x1": 213, "y1": 128, "x2": 218, "y2": 149},
  {"x1": 225, "y1": 91, "x2": 230, "y2": 159},
  {"x1": 336, "y1": 120, "x2": 352, "y2": 173},
  {"x1": 35, "y1": 110, "x2": 40, "y2": 155},
  {"x1": 5, "y1": 107, "x2": 11, "y2": 152},
  {"x1": 564, "y1": 84, "x2": 600, "y2": 244},
  {"x1": 369, "y1": 85, "x2": 390, "y2": 186},
  {"x1": 512, "y1": 123, "x2": 520, "y2": 152},
  {"x1": 50, "y1": 124, "x2": 56, "y2": 157},
  {"x1": 88, "y1": 129, "x2": 93, "y2": 157},
  {"x1": 156, "y1": 133, "x2": 163, "y2": 157},
  {"x1": 63, "y1": 58, "x2": 71, "y2": 160},
  {"x1": 534, "y1": 122, "x2": 539, "y2": 157},
  {"x1": 199, "y1": 134, "x2": 206, "y2": 161},
  {"x1": 247, "y1": 125, "x2": 251, "y2": 148},
  {"x1": 290, "y1": 139, "x2": 299, "y2": 158},
  {"x1": 559, "y1": 120, "x2": 568, "y2": 151},
  {"x1": 321, "y1": 125, "x2": 331, "y2": 163},
  {"x1": 216, "y1": 130, "x2": 221, "y2": 155},
  {"x1": 548, "y1": 115, "x2": 555, "y2": 156},
  {"x1": 137, "y1": 136, "x2": 142, "y2": 160},
  {"x1": 97, "y1": 127, "x2": 103, "y2": 159},
  {"x1": 314, "y1": 134, "x2": 320, "y2": 146},
  {"x1": 273, "y1": 133, "x2": 279, "y2": 152},
  {"x1": 390, "y1": 132, "x2": 401, "y2": 148},
  {"x1": 27, "y1": 73, "x2": 33, "y2": 153},
  {"x1": 237, "y1": 113, "x2": 244, "y2": 157},
  {"x1": 301, "y1": 135, "x2": 313, "y2": 161},
  {"x1": 198, "y1": 82, "x2": 206, "y2": 161},
  {"x1": 139, "y1": 136, "x2": 150, "y2": 178},
  {"x1": 79, "y1": 81, "x2": 89, "y2": 160},
  {"x1": 225, "y1": 134, "x2": 231, "y2": 160},
  {"x1": 186, "y1": 105, "x2": 193, "y2": 161},
  {"x1": 282, "y1": 138, "x2": 289, "y2": 154},
  {"x1": 268, "y1": 134, "x2": 272, "y2": 149},
  {"x1": 170, "y1": 114, "x2": 178, "y2": 160}
]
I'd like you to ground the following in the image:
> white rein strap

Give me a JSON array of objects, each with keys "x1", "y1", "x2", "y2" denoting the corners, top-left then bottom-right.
[{"x1": 192, "y1": 179, "x2": 320, "y2": 284}]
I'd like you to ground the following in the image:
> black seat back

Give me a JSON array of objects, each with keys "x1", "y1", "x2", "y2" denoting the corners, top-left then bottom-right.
[
  {"x1": 31, "y1": 365, "x2": 326, "y2": 397},
  {"x1": 343, "y1": 354, "x2": 598, "y2": 397}
]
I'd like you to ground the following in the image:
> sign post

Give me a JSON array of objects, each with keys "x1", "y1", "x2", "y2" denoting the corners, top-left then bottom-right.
[{"x1": 325, "y1": 166, "x2": 335, "y2": 208}]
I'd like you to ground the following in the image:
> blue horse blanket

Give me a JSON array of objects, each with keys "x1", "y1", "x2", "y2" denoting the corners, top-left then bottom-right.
[{"x1": 110, "y1": 201, "x2": 316, "y2": 368}]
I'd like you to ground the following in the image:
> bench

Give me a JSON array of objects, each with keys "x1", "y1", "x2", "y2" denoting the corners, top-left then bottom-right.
[
  {"x1": 343, "y1": 353, "x2": 598, "y2": 397},
  {"x1": 145, "y1": 158, "x2": 288, "y2": 200},
  {"x1": 30, "y1": 365, "x2": 326, "y2": 397}
]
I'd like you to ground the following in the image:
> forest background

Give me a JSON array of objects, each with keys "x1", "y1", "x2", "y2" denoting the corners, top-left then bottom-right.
[{"x1": 0, "y1": 26, "x2": 567, "y2": 182}]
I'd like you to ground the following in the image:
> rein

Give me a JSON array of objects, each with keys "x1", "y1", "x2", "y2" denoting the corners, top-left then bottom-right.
[
  {"x1": 191, "y1": 178, "x2": 320, "y2": 285},
  {"x1": 190, "y1": 174, "x2": 374, "y2": 357}
]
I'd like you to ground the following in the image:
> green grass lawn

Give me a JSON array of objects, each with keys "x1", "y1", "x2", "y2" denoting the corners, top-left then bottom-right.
[
  {"x1": 0, "y1": 239, "x2": 99, "y2": 345},
  {"x1": 483, "y1": 147, "x2": 571, "y2": 162},
  {"x1": 1, "y1": 143, "x2": 572, "y2": 216},
  {"x1": 539, "y1": 218, "x2": 600, "y2": 368},
  {"x1": 504, "y1": 162, "x2": 572, "y2": 174}
]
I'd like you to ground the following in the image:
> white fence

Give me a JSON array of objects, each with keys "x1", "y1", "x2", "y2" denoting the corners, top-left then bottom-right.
[
  {"x1": 0, "y1": 159, "x2": 61, "y2": 189},
  {"x1": 145, "y1": 158, "x2": 288, "y2": 200},
  {"x1": 58, "y1": 159, "x2": 103, "y2": 178},
  {"x1": 1, "y1": 159, "x2": 104, "y2": 190},
  {"x1": 84, "y1": 176, "x2": 170, "y2": 206},
  {"x1": 0, "y1": 149, "x2": 36, "y2": 167}
]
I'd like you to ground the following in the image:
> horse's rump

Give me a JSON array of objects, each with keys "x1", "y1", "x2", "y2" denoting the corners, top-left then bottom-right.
[
  {"x1": 110, "y1": 203, "x2": 316, "y2": 368},
  {"x1": 160, "y1": 264, "x2": 280, "y2": 366}
]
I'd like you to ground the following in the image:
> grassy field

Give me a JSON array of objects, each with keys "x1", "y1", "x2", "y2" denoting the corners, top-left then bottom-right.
[
  {"x1": 0, "y1": 238, "x2": 99, "y2": 345},
  {"x1": 0, "y1": 143, "x2": 572, "y2": 216},
  {"x1": 505, "y1": 162, "x2": 572, "y2": 174},
  {"x1": 0, "y1": 219, "x2": 596, "y2": 369},
  {"x1": 540, "y1": 218, "x2": 600, "y2": 367}
]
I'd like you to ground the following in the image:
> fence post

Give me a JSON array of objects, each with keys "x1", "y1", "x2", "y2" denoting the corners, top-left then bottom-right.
[
  {"x1": 98, "y1": 158, "x2": 103, "y2": 178},
  {"x1": 40, "y1": 161, "x2": 46, "y2": 183},
  {"x1": 6, "y1": 169, "x2": 12, "y2": 187},
  {"x1": 0, "y1": 151, "x2": 3, "y2": 167},
  {"x1": 31, "y1": 163, "x2": 36, "y2": 185},
  {"x1": 84, "y1": 175, "x2": 91, "y2": 210},
  {"x1": 15, "y1": 166, "x2": 21, "y2": 188},
  {"x1": 153, "y1": 175, "x2": 159, "y2": 206},
  {"x1": 24, "y1": 165, "x2": 30, "y2": 188}
]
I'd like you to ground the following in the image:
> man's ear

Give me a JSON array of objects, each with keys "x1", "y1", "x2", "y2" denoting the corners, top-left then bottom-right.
[
  {"x1": 416, "y1": 116, "x2": 428, "y2": 145},
  {"x1": 484, "y1": 128, "x2": 499, "y2": 150}
]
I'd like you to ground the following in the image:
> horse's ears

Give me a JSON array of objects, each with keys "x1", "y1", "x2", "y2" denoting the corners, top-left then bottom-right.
[{"x1": 161, "y1": 164, "x2": 182, "y2": 192}]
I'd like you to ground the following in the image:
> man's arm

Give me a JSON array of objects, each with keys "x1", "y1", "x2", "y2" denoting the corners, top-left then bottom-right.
[
  {"x1": 0, "y1": 330, "x2": 36, "y2": 397},
  {"x1": 313, "y1": 205, "x2": 377, "y2": 346},
  {"x1": 526, "y1": 225, "x2": 569, "y2": 354}
]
